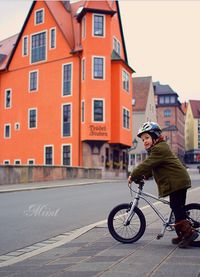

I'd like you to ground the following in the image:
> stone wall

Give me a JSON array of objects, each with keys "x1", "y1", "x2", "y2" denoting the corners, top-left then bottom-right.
[{"x1": 0, "y1": 166, "x2": 102, "y2": 185}]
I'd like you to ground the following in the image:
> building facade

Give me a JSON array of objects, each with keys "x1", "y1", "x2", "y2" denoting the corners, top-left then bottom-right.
[
  {"x1": 185, "y1": 100, "x2": 200, "y2": 163},
  {"x1": 128, "y1": 76, "x2": 157, "y2": 172},
  {"x1": 0, "y1": 1, "x2": 134, "y2": 176},
  {"x1": 153, "y1": 81, "x2": 185, "y2": 161}
]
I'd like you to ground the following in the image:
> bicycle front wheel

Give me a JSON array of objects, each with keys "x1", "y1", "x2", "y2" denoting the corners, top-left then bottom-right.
[
  {"x1": 185, "y1": 203, "x2": 200, "y2": 232},
  {"x1": 107, "y1": 203, "x2": 146, "y2": 243}
]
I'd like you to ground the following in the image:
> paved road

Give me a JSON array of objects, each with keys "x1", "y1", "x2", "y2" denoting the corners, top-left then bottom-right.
[
  {"x1": 0, "y1": 173, "x2": 199, "y2": 276},
  {"x1": 0, "y1": 178, "x2": 199, "y2": 276},
  {"x1": 0, "y1": 179, "x2": 160, "y2": 256}
]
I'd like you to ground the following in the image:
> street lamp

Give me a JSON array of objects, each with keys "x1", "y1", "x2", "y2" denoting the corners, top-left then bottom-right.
[
  {"x1": 128, "y1": 138, "x2": 138, "y2": 152},
  {"x1": 126, "y1": 138, "x2": 138, "y2": 176},
  {"x1": 132, "y1": 138, "x2": 138, "y2": 150}
]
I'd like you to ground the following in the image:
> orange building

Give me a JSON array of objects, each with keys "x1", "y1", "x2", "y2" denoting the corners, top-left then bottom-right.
[{"x1": 0, "y1": 1, "x2": 134, "y2": 175}]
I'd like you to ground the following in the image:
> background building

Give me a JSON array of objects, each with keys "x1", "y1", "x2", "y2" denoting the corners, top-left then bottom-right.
[
  {"x1": 153, "y1": 81, "x2": 185, "y2": 161},
  {"x1": 0, "y1": 1, "x2": 134, "y2": 177},
  {"x1": 185, "y1": 100, "x2": 200, "y2": 163},
  {"x1": 128, "y1": 76, "x2": 157, "y2": 172}
]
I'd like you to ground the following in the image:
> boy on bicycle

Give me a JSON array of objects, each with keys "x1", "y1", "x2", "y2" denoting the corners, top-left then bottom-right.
[{"x1": 128, "y1": 121, "x2": 198, "y2": 248}]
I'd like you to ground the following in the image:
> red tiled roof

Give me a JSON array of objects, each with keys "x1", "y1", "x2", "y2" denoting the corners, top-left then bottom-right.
[
  {"x1": 1, "y1": 0, "x2": 126, "y2": 69},
  {"x1": 46, "y1": 1, "x2": 75, "y2": 50},
  {"x1": 0, "y1": 34, "x2": 18, "y2": 70},
  {"x1": 84, "y1": 0, "x2": 115, "y2": 11},
  {"x1": 133, "y1": 76, "x2": 152, "y2": 112},
  {"x1": 189, "y1": 100, "x2": 200, "y2": 118}
]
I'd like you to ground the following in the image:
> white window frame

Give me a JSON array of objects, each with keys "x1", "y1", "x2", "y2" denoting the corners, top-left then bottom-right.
[
  {"x1": 92, "y1": 98, "x2": 105, "y2": 123},
  {"x1": 14, "y1": 159, "x2": 21, "y2": 165},
  {"x1": 30, "y1": 30, "x2": 47, "y2": 65},
  {"x1": 4, "y1": 123, "x2": 11, "y2": 139},
  {"x1": 49, "y1": 27, "x2": 56, "y2": 49},
  {"x1": 27, "y1": 159, "x2": 35, "y2": 165},
  {"x1": 92, "y1": 56, "x2": 105, "y2": 80},
  {"x1": 62, "y1": 62, "x2": 73, "y2": 97},
  {"x1": 82, "y1": 58, "x2": 85, "y2": 81},
  {"x1": 82, "y1": 16, "x2": 86, "y2": 39},
  {"x1": 44, "y1": 145, "x2": 54, "y2": 165},
  {"x1": 5, "y1": 88, "x2": 12, "y2": 109},
  {"x1": 61, "y1": 103, "x2": 72, "y2": 138},
  {"x1": 122, "y1": 107, "x2": 130, "y2": 129},
  {"x1": 81, "y1": 100, "x2": 85, "y2": 123},
  {"x1": 122, "y1": 69, "x2": 130, "y2": 93},
  {"x1": 3, "y1": 160, "x2": 10, "y2": 165},
  {"x1": 61, "y1": 144, "x2": 72, "y2": 166},
  {"x1": 22, "y1": 35, "x2": 28, "y2": 56},
  {"x1": 29, "y1": 70, "x2": 39, "y2": 92},
  {"x1": 34, "y1": 8, "x2": 45, "y2": 25},
  {"x1": 28, "y1": 108, "x2": 38, "y2": 129},
  {"x1": 113, "y1": 36, "x2": 121, "y2": 56},
  {"x1": 92, "y1": 13, "x2": 105, "y2": 38}
]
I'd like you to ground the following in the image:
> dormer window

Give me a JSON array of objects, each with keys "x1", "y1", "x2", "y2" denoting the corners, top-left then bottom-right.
[
  {"x1": 159, "y1": 95, "x2": 177, "y2": 105},
  {"x1": 93, "y1": 14, "x2": 105, "y2": 37},
  {"x1": 35, "y1": 9, "x2": 44, "y2": 25}
]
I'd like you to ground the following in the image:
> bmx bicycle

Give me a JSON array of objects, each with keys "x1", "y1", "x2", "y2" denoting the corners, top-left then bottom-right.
[{"x1": 108, "y1": 180, "x2": 200, "y2": 244}]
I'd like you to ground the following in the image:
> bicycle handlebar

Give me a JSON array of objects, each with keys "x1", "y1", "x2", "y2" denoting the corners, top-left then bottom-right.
[{"x1": 128, "y1": 178, "x2": 145, "y2": 190}]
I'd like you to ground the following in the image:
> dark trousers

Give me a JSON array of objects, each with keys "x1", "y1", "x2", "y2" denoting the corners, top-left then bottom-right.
[{"x1": 169, "y1": 188, "x2": 187, "y2": 222}]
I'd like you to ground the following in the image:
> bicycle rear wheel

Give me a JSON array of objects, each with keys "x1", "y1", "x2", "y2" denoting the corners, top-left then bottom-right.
[
  {"x1": 107, "y1": 203, "x2": 146, "y2": 243},
  {"x1": 185, "y1": 203, "x2": 200, "y2": 233}
]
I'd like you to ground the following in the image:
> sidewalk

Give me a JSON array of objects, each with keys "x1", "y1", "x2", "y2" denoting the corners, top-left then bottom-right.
[
  {"x1": 0, "y1": 178, "x2": 117, "y2": 193},
  {"x1": 0, "y1": 181, "x2": 199, "y2": 276}
]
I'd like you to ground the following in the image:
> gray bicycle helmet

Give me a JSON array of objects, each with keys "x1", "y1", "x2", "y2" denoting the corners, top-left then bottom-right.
[{"x1": 137, "y1": 121, "x2": 162, "y2": 138}]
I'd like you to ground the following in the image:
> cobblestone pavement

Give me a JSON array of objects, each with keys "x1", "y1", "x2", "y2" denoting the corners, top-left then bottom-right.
[{"x1": 0, "y1": 184, "x2": 199, "y2": 277}]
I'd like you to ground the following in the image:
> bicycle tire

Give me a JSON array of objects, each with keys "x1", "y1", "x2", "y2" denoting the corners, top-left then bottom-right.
[
  {"x1": 185, "y1": 203, "x2": 200, "y2": 232},
  {"x1": 107, "y1": 203, "x2": 146, "y2": 243}
]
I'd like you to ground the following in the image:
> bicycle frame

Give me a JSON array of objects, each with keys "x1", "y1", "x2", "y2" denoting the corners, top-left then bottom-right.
[{"x1": 124, "y1": 184, "x2": 174, "y2": 239}]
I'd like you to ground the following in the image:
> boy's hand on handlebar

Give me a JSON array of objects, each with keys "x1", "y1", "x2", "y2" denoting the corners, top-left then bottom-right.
[
  {"x1": 129, "y1": 175, "x2": 145, "y2": 185},
  {"x1": 128, "y1": 175, "x2": 132, "y2": 188}
]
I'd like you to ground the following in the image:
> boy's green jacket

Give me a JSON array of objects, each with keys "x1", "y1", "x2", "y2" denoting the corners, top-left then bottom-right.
[{"x1": 130, "y1": 141, "x2": 191, "y2": 197}]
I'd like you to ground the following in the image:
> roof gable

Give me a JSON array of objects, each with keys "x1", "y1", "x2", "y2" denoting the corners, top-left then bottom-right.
[
  {"x1": 5, "y1": 1, "x2": 76, "y2": 70},
  {"x1": 2, "y1": 0, "x2": 130, "y2": 69}
]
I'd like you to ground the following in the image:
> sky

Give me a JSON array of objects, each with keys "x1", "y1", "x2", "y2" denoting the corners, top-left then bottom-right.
[{"x1": 1, "y1": 0, "x2": 200, "y2": 102}]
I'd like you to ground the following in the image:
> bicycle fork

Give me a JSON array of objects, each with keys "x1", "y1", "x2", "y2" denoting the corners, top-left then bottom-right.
[{"x1": 123, "y1": 196, "x2": 140, "y2": 226}]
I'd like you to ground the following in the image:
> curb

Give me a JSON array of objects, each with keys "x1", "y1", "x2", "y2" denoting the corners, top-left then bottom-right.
[{"x1": 0, "y1": 179, "x2": 121, "y2": 194}]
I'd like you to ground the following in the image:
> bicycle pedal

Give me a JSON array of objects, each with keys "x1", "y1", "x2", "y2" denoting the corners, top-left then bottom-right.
[{"x1": 156, "y1": 234, "x2": 163, "y2": 240}]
